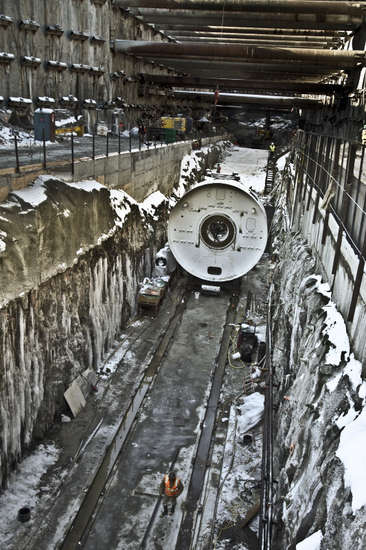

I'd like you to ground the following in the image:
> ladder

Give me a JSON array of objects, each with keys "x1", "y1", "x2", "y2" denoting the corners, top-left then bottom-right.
[{"x1": 264, "y1": 153, "x2": 276, "y2": 195}]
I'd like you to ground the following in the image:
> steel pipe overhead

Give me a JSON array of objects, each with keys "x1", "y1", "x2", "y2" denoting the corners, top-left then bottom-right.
[
  {"x1": 216, "y1": 104, "x2": 294, "y2": 111},
  {"x1": 171, "y1": 90, "x2": 323, "y2": 108},
  {"x1": 175, "y1": 37, "x2": 333, "y2": 48},
  {"x1": 113, "y1": 40, "x2": 366, "y2": 67},
  {"x1": 162, "y1": 27, "x2": 345, "y2": 37},
  {"x1": 132, "y1": 59, "x2": 339, "y2": 78},
  {"x1": 114, "y1": 0, "x2": 365, "y2": 16},
  {"x1": 134, "y1": 58, "x2": 342, "y2": 77},
  {"x1": 139, "y1": 73, "x2": 349, "y2": 95},
  {"x1": 134, "y1": 11, "x2": 363, "y2": 31},
  {"x1": 167, "y1": 31, "x2": 341, "y2": 41}
]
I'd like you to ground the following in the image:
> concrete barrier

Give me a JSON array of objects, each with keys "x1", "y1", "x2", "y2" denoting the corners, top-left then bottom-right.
[{"x1": 0, "y1": 135, "x2": 228, "y2": 203}]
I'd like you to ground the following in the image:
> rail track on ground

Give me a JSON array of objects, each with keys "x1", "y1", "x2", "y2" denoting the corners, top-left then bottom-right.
[{"x1": 56, "y1": 269, "x2": 269, "y2": 550}]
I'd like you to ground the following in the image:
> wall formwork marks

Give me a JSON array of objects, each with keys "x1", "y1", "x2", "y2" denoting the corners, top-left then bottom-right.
[{"x1": 0, "y1": 0, "x2": 167, "y2": 104}]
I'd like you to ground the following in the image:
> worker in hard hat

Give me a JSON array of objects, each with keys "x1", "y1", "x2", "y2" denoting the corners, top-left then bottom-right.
[
  {"x1": 159, "y1": 471, "x2": 184, "y2": 515},
  {"x1": 269, "y1": 142, "x2": 276, "y2": 153}
]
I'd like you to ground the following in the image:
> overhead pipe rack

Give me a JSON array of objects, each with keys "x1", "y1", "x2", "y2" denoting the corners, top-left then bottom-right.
[
  {"x1": 138, "y1": 74, "x2": 350, "y2": 95},
  {"x1": 174, "y1": 37, "x2": 333, "y2": 48},
  {"x1": 169, "y1": 31, "x2": 341, "y2": 42},
  {"x1": 132, "y1": 11, "x2": 363, "y2": 31},
  {"x1": 114, "y1": 0, "x2": 365, "y2": 16},
  {"x1": 161, "y1": 27, "x2": 346, "y2": 37},
  {"x1": 113, "y1": 41, "x2": 366, "y2": 68},
  {"x1": 171, "y1": 89, "x2": 323, "y2": 108}
]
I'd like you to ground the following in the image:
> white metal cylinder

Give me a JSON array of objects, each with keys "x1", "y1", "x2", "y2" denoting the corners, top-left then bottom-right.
[{"x1": 168, "y1": 179, "x2": 268, "y2": 282}]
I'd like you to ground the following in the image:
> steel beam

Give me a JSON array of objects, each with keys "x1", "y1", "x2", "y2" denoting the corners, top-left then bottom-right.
[
  {"x1": 139, "y1": 73, "x2": 349, "y2": 95},
  {"x1": 115, "y1": 0, "x2": 365, "y2": 16},
  {"x1": 134, "y1": 11, "x2": 363, "y2": 31},
  {"x1": 113, "y1": 40, "x2": 366, "y2": 67}
]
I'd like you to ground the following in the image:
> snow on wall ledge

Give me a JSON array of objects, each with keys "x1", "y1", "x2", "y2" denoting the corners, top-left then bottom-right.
[
  {"x1": 271, "y1": 216, "x2": 366, "y2": 549},
  {"x1": 0, "y1": 145, "x2": 219, "y2": 489}
]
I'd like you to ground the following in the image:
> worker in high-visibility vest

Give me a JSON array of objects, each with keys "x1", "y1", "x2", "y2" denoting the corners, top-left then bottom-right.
[
  {"x1": 269, "y1": 142, "x2": 276, "y2": 153},
  {"x1": 159, "y1": 471, "x2": 184, "y2": 515}
]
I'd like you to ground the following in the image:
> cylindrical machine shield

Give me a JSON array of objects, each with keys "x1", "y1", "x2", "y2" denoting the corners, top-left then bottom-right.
[{"x1": 168, "y1": 180, "x2": 268, "y2": 282}]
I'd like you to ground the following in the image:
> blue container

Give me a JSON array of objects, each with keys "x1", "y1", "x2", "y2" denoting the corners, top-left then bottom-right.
[{"x1": 34, "y1": 109, "x2": 55, "y2": 141}]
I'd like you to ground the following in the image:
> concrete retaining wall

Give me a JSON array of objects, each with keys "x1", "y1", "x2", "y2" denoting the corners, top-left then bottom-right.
[
  {"x1": 0, "y1": 135, "x2": 226, "y2": 203},
  {"x1": 0, "y1": 0, "x2": 168, "y2": 106}
]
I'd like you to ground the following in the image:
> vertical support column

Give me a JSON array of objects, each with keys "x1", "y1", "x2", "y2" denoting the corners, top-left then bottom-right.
[
  {"x1": 321, "y1": 210, "x2": 330, "y2": 245},
  {"x1": 348, "y1": 237, "x2": 366, "y2": 322},
  {"x1": 332, "y1": 143, "x2": 356, "y2": 279},
  {"x1": 42, "y1": 129, "x2": 47, "y2": 170},
  {"x1": 14, "y1": 133, "x2": 20, "y2": 173},
  {"x1": 71, "y1": 132, "x2": 74, "y2": 177},
  {"x1": 306, "y1": 134, "x2": 320, "y2": 211},
  {"x1": 311, "y1": 135, "x2": 325, "y2": 222},
  {"x1": 293, "y1": 132, "x2": 306, "y2": 208},
  {"x1": 350, "y1": 146, "x2": 365, "y2": 237},
  {"x1": 302, "y1": 133, "x2": 314, "y2": 202},
  {"x1": 322, "y1": 138, "x2": 340, "y2": 245},
  {"x1": 331, "y1": 227, "x2": 343, "y2": 277}
]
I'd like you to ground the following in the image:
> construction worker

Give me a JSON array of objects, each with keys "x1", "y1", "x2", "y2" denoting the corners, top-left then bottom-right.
[
  {"x1": 269, "y1": 142, "x2": 276, "y2": 153},
  {"x1": 160, "y1": 471, "x2": 184, "y2": 516}
]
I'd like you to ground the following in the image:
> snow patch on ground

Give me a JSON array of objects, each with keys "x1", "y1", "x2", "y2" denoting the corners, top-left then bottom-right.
[
  {"x1": 343, "y1": 355, "x2": 362, "y2": 391},
  {"x1": 0, "y1": 443, "x2": 59, "y2": 545},
  {"x1": 321, "y1": 303, "x2": 350, "y2": 365},
  {"x1": 336, "y1": 407, "x2": 366, "y2": 512},
  {"x1": 0, "y1": 229, "x2": 6, "y2": 252},
  {"x1": 110, "y1": 188, "x2": 134, "y2": 226},
  {"x1": 296, "y1": 530, "x2": 323, "y2": 549},
  {"x1": 10, "y1": 177, "x2": 49, "y2": 207},
  {"x1": 140, "y1": 190, "x2": 168, "y2": 218},
  {"x1": 0, "y1": 124, "x2": 33, "y2": 149},
  {"x1": 220, "y1": 146, "x2": 268, "y2": 194},
  {"x1": 312, "y1": 278, "x2": 349, "y2": 367},
  {"x1": 64, "y1": 179, "x2": 105, "y2": 192},
  {"x1": 237, "y1": 392, "x2": 265, "y2": 433},
  {"x1": 277, "y1": 152, "x2": 290, "y2": 171},
  {"x1": 218, "y1": 392, "x2": 264, "y2": 526}
]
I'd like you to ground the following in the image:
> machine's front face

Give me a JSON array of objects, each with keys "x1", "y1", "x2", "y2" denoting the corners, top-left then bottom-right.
[{"x1": 168, "y1": 182, "x2": 268, "y2": 282}]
